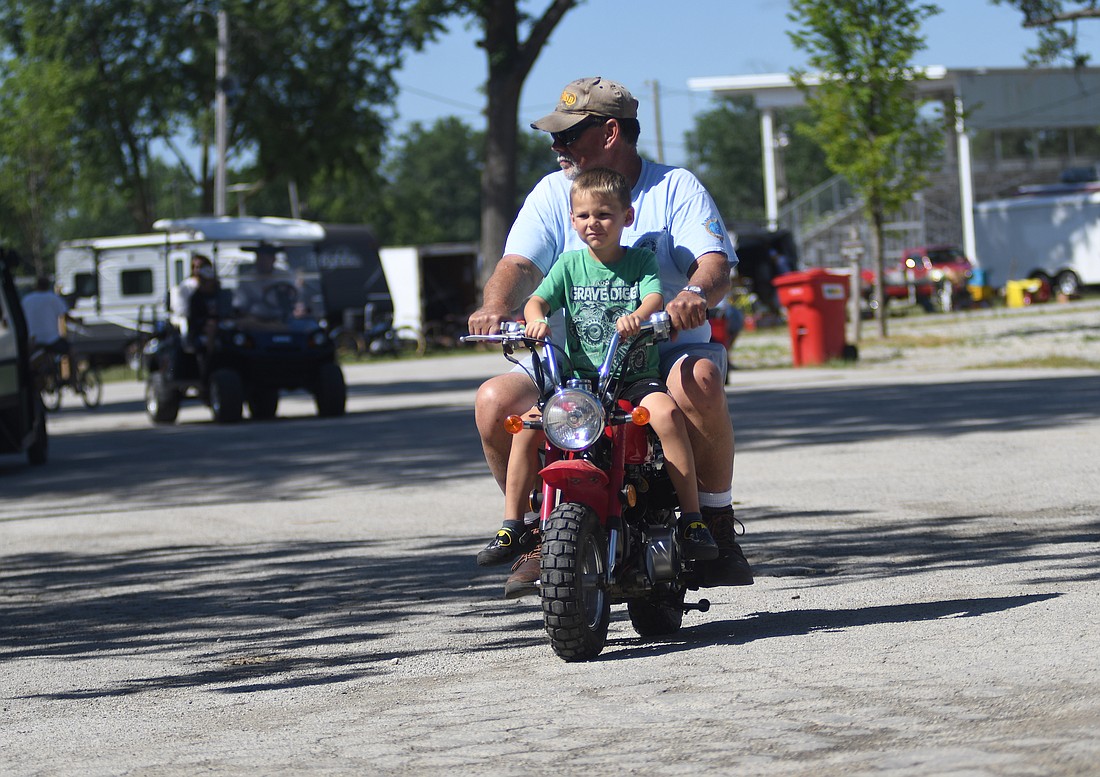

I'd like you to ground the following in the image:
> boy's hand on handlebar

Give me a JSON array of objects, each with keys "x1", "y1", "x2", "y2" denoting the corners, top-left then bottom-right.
[
  {"x1": 525, "y1": 319, "x2": 549, "y2": 339},
  {"x1": 665, "y1": 290, "x2": 708, "y2": 331},
  {"x1": 616, "y1": 312, "x2": 643, "y2": 337}
]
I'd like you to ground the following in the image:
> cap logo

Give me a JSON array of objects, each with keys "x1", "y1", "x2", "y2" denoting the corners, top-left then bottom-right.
[{"x1": 560, "y1": 90, "x2": 578, "y2": 107}]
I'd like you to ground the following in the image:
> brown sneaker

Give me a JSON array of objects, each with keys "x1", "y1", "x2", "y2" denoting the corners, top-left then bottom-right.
[
  {"x1": 503, "y1": 545, "x2": 541, "y2": 599},
  {"x1": 696, "y1": 505, "x2": 754, "y2": 587}
]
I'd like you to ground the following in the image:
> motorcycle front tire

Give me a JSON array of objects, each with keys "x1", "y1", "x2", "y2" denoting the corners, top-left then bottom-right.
[{"x1": 540, "y1": 502, "x2": 610, "y2": 662}]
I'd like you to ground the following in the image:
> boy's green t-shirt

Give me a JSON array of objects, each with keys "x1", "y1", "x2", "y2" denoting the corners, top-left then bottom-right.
[{"x1": 532, "y1": 246, "x2": 663, "y2": 380}]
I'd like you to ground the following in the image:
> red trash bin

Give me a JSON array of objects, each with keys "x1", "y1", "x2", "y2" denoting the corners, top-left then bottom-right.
[{"x1": 772, "y1": 269, "x2": 851, "y2": 366}]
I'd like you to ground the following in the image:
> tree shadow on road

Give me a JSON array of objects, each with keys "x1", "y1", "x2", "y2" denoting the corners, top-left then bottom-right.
[{"x1": 0, "y1": 535, "x2": 541, "y2": 698}]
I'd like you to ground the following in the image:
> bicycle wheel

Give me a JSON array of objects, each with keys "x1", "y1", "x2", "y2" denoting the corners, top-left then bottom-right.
[
  {"x1": 41, "y1": 371, "x2": 62, "y2": 412},
  {"x1": 333, "y1": 330, "x2": 364, "y2": 360},
  {"x1": 393, "y1": 326, "x2": 426, "y2": 356},
  {"x1": 79, "y1": 365, "x2": 103, "y2": 408}
]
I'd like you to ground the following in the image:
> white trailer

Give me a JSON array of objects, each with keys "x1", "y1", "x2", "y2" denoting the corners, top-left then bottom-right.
[
  {"x1": 973, "y1": 186, "x2": 1100, "y2": 296},
  {"x1": 378, "y1": 242, "x2": 480, "y2": 339}
]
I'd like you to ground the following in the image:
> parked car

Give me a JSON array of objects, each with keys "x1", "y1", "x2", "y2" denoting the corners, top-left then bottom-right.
[
  {"x1": 862, "y1": 244, "x2": 975, "y2": 312},
  {"x1": 0, "y1": 247, "x2": 48, "y2": 466}
]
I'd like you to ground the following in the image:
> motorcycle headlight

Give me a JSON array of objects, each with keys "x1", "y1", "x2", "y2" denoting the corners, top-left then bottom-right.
[{"x1": 543, "y1": 387, "x2": 604, "y2": 451}]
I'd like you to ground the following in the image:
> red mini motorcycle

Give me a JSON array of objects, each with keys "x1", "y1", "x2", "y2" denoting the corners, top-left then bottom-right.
[{"x1": 465, "y1": 312, "x2": 710, "y2": 661}]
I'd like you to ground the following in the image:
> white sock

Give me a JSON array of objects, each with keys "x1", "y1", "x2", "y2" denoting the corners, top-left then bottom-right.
[{"x1": 699, "y1": 490, "x2": 733, "y2": 509}]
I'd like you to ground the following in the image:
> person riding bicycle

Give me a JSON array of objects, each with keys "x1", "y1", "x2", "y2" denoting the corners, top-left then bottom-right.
[
  {"x1": 478, "y1": 168, "x2": 718, "y2": 598},
  {"x1": 22, "y1": 276, "x2": 74, "y2": 375}
]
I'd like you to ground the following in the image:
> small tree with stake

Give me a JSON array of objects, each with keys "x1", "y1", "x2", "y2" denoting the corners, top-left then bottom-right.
[{"x1": 788, "y1": 0, "x2": 944, "y2": 338}]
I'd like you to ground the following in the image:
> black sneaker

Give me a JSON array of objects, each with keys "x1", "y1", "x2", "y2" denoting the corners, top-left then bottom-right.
[
  {"x1": 681, "y1": 518, "x2": 719, "y2": 561},
  {"x1": 476, "y1": 526, "x2": 539, "y2": 567},
  {"x1": 696, "y1": 505, "x2": 754, "y2": 586}
]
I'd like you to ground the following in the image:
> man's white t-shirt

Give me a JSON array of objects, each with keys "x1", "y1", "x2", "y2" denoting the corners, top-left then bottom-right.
[
  {"x1": 21, "y1": 291, "x2": 70, "y2": 346},
  {"x1": 505, "y1": 159, "x2": 738, "y2": 345}
]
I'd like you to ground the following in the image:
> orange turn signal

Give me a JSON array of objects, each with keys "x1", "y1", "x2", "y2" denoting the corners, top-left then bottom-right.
[
  {"x1": 631, "y1": 406, "x2": 650, "y2": 425},
  {"x1": 504, "y1": 415, "x2": 525, "y2": 434}
]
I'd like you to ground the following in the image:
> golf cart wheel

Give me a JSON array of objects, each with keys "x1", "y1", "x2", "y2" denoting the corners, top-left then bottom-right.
[
  {"x1": 145, "y1": 372, "x2": 180, "y2": 424},
  {"x1": 315, "y1": 362, "x2": 346, "y2": 417},
  {"x1": 248, "y1": 387, "x2": 280, "y2": 420},
  {"x1": 209, "y1": 369, "x2": 244, "y2": 423}
]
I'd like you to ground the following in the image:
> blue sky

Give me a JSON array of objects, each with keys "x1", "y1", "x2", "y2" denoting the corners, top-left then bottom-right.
[{"x1": 393, "y1": 0, "x2": 1095, "y2": 167}]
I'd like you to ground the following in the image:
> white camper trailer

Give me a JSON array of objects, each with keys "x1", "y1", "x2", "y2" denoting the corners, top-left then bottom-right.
[{"x1": 973, "y1": 186, "x2": 1100, "y2": 296}]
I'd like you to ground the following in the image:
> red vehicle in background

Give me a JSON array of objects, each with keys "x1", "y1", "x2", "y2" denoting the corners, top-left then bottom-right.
[{"x1": 862, "y1": 244, "x2": 975, "y2": 312}]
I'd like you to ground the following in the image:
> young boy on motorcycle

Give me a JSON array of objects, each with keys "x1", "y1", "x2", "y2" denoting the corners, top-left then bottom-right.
[{"x1": 477, "y1": 168, "x2": 718, "y2": 577}]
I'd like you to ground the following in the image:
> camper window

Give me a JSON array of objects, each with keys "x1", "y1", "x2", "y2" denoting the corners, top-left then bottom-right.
[
  {"x1": 120, "y1": 269, "x2": 154, "y2": 296},
  {"x1": 73, "y1": 272, "x2": 97, "y2": 298}
]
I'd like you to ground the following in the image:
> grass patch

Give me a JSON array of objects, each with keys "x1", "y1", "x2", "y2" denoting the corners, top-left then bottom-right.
[
  {"x1": 98, "y1": 364, "x2": 141, "y2": 384},
  {"x1": 965, "y1": 355, "x2": 1100, "y2": 370},
  {"x1": 872, "y1": 333, "x2": 967, "y2": 349}
]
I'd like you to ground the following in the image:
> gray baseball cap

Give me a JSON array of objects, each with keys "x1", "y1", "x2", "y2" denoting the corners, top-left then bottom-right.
[{"x1": 530, "y1": 77, "x2": 639, "y2": 133}]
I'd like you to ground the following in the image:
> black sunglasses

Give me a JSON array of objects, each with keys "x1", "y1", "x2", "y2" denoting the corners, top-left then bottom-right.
[{"x1": 551, "y1": 116, "x2": 608, "y2": 147}]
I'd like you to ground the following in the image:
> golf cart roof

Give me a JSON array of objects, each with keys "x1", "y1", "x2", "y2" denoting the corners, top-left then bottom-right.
[{"x1": 151, "y1": 216, "x2": 326, "y2": 244}]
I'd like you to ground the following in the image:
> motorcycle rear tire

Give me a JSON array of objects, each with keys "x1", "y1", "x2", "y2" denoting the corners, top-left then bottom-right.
[
  {"x1": 627, "y1": 587, "x2": 686, "y2": 637},
  {"x1": 541, "y1": 502, "x2": 610, "y2": 662}
]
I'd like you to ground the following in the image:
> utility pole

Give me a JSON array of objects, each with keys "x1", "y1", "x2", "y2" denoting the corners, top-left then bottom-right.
[
  {"x1": 214, "y1": 9, "x2": 229, "y2": 217},
  {"x1": 648, "y1": 80, "x2": 665, "y2": 163}
]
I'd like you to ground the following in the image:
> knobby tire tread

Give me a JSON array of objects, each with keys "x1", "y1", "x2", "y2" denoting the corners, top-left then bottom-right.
[{"x1": 540, "y1": 503, "x2": 609, "y2": 662}]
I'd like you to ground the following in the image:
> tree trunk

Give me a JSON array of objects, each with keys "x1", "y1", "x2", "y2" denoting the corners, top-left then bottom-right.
[
  {"x1": 870, "y1": 209, "x2": 888, "y2": 338},
  {"x1": 479, "y1": 73, "x2": 520, "y2": 294},
  {"x1": 475, "y1": 0, "x2": 577, "y2": 299}
]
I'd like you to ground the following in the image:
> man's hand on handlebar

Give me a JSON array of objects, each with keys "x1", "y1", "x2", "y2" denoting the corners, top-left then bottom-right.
[
  {"x1": 468, "y1": 304, "x2": 513, "y2": 336},
  {"x1": 665, "y1": 290, "x2": 709, "y2": 332}
]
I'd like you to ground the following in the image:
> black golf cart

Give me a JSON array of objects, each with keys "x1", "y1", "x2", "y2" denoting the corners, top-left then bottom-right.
[
  {"x1": 144, "y1": 312, "x2": 346, "y2": 424},
  {"x1": 142, "y1": 232, "x2": 346, "y2": 425}
]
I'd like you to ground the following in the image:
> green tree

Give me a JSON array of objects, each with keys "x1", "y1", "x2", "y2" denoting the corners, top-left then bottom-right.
[
  {"x1": 788, "y1": 0, "x2": 944, "y2": 338},
  {"x1": 991, "y1": 1, "x2": 1099, "y2": 65},
  {"x1": 380, "y1": 117, "x2": 484, "y2": 245},
  {"x1": 373, "y1": 117, "x2": 561, "y2": 246},
  {"x1": 686, "y1": 97, "x2": 766, "y2": 225},
  {"x1": 0, "y1": 0, "x2": 446, "y2": 238},
  {"x1": 0, "y1": 56, "x2": 84, "y2": 274},
  {"x1": 686, "y1": 97, "x2": 830, "y2": 228}
]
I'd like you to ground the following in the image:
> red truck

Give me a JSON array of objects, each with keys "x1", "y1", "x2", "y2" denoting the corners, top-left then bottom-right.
[{"x1": 862, "y1": 244, "x2": 975, "y2": 311}]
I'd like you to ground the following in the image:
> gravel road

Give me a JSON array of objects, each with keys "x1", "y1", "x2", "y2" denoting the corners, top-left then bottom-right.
[{"x1": 1, "y1": 298, "x2": 1098, "y2": 776}]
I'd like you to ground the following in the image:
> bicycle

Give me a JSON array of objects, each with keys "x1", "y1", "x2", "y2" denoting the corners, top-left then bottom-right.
[
  {"x1": 32, "y1": 347, "x2": 102, "y2": 411},
  {"x1": 331, "y1": 314, "x2": 425, "y2": 360}
]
